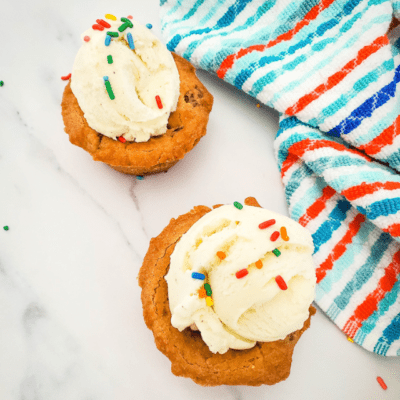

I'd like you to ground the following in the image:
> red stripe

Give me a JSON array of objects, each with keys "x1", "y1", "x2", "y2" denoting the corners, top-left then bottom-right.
[
  {"x1": 316, "y1": 213, "x2": 366, "y2": 283},
  {"x1": 342, "y1": 181, "x2": 400, "y2": 201},
  {"x1": 217, "y1": 0, "x2": 335, "y2": 79},
  {"x1": 358, "y1": 114, "x2": 400, "y2": 155},
  {"x1": 281, "y1": 153, "x2": 299, "y2": 177},
  {"x1": 343, "y1": 250, "x2": 400, "y2": 336},
  {"x1": 298, "y1": 186, "x2": 336, "y2": 227},
  {"x1": 285, "y1": 36, "x2": 388, "y2": 115},
  {"x1": 382, "y1": 223, "x2": 400, "y2": 237}
]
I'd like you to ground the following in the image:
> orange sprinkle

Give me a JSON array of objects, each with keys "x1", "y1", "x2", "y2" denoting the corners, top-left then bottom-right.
[
  {"x1": 217, "y1": 251, "x2": 226, "y2": 260},
  {"x1": 280, "y1": 226, "x2": 289, "y2": 241},
  {"x1": 198, "y1": 288, "x2": 207, "y2": 298},
  {"x1": 377, "y1": 377, "x2": 387, "y2": 390},
  {"x1": 256, "y1": 103, "x2": 260, "y2": 108},
  {"x1": 255, "y1": 260, "x2": 263, "y2": 269}
]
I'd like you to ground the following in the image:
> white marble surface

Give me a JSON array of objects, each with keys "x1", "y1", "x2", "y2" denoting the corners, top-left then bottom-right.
[{"x1": 0, "y1": 1, "x2": 399, "y2": 399}]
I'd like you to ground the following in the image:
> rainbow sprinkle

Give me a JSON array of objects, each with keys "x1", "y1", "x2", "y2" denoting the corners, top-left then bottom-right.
[
  {"x1": 146, "y1": 23, "x2": 153, "y2": 29},
  {"x1": 280, "y1": 226, "x2": 289, "y2": 241},
  {"x1": 61, "y1": 73, "x2": 71, "y2": 81},
  {"x1": 198, "y1": 287, "x2": 207, "y2": 298},
  {"x1": 216, "y1": 251, "x2": 226, "y2": 260},
  {"x1": 272, "y1": 248, "x2": 281, "y2": 257},
  {"x1": 107, "y1": 31, "x2": 119, "y2": 37},
  {"x1": 0, "y1": 81, "x2": 4, "y2": 87},
  {"x1": 3, "y1": 226, "x2": 9, "y2": 231},
  {"x1": 105, "y1": 14, "x2": 117, "y2": 21},
  {"x1": 206, "y1": 297, "x2": 214, "y2": 307},
  {"x1": 347, "y1": 337, "x2": 354, "y2": 343},
  {"x1": 270, "y1": 231, "x2": 280, "y2": 242},
  {"x1": 136, "y1": 176, "x2": 144, "y2": 180},
  {"x1": 127, "y1": 15, "x2": 133, "y2": 20},
  {"x1": 377, "y1": 377, "x2": 387, "y2": 390},
  {"x1": 105, "y1": 35, "x2": 111, "y2": 46},
  {"x1": 118, "y1": 17, "x2": 133, "y2": 32},
  {"x1": 236, "y1": 269, "x2": 248, "y2": 279},
  {"x1": 192, "y1": 272, "x2": 205, "y2": 280},
  {"x1": 155, "y1": 95, "x2": 163, "y2": 109},
  {"x1": 259, "y1": 219, "x2": 275, "y2": 229},
  {"x1": 84, "y1": 35, "x2": 90, "y2": 42},
  {"x1": 204, "y1": 283, "x2": 212, "y2": 296},
  {"x1": 103, "y1": 76, "x2": 115, "y2": 100},
  {"x1": 107, "y1": 55, "x2": 113, "y2": 64},
  {"x1": 118, "y1": 136, "x2": 126, "y2": 143},
  {"x1": 126, "y1": 32, "x2": 135, "y2": 49},
  {"x1": 255, "y1": 260, "x2": 263, "y2": 269},
  {"x1": 233, "y1": 201, "x2": 243, "y2": 210},
  {"x1": 92, "y1": 24, "x2": 104, "y2": 31},
  {"x1": 275, "y1": 275, "x2": 287, "y2": 290},
  {"x1": 97, "y1": 19, "x2": 111, "y2": 28}
]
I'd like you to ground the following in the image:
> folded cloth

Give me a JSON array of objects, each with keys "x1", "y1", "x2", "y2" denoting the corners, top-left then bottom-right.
[{"x1": 160, "y1": 0, "x2": 400, "y2": 356}]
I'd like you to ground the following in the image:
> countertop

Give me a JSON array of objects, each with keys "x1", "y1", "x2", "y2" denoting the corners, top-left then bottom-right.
[{"x1": 0, "y1": 0, "x2": 399, "y2": 399}]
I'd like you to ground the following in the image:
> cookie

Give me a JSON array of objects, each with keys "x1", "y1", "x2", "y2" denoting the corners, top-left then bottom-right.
[
  {"x1": 139, "y1": 197, "x2": 316, "y2": 386},
  {"x1": 61, "y1": 53, "x2": 213, "y2": 175}
]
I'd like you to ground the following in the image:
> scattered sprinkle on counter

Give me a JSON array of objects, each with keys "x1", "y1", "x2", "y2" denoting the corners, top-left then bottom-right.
[
  {"x1": 236, "y1": 268, "x2": 248, "y2": 279},
  {"x1": 146, "y1": 23, "x2": 153, "y2": 29},
  {"x1": 61, "y1": 73, "x2": 71, "y2": 81},
  {"x1": 259, "y1": 219, "x2": 275, "y2": 229},
  {"x1": 233, "y1": 201, "x2": 243, "y2": 210},
  {"x1": 275, "y1": 275, "x2": 287, "y2": 290},
  {"x1": 376, "y1": 377, "x2": 387, "y2": 390},
  {"x1": 272, "y1": 248, "x2": 281, "y2": 257},
  {"x1": 3, "y1": 226, "x2": 9, "y2": 231},
  {"x1": 192, "y1": 272, "x2": 205, "y2": 280},
  {"x1": 347, "y1": 337, "x2": 354, "y2": 343},
  {"x1": 280, "y1": 226, "x2": 289, "y2": 241},
  {"x1": 270, "y1": 231, "x2": 279, "y2": 241},
  {"x1": 105, "y1": 14, "x2": 117, "y2": 21},
  {"x1": 0, "y1": 81, "x2": 4, "y2": 87},
  {"x1": 256, "y1": 103, "x2": 260, "y2": 108}
]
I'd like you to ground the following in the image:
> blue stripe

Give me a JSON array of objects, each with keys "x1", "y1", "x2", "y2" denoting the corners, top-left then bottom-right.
[
  {"x1": 374, "y1": 312, "x2": 400, "y2": 354},
  {"x1": 364, "y1": 197, "x2": 400, "y2": 220},
  {"x1": 333, "y1": 232, "x2": 392, "y2": 310},
  {"x1": 284, "y1": 163, "x2": 315, "y2": 203},
  {"x1": 312, "y1": 200, "x2": 352, "y2": 253},
  {"x1": 327, "y1": 64, "x2": 400, "y2": 137}
]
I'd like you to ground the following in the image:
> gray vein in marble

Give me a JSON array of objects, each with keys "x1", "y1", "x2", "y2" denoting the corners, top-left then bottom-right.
[
  {"x1": 1, "y1": 103, "x2": 143, "y2": 264},
  {"x1": 129, "y1": 180, "x2": 150, "y2": 242}
]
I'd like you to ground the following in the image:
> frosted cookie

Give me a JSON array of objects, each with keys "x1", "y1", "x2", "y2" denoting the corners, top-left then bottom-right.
[
  {"x1": 61, "y1": 15, "x2": 213, "y2": 175},
  {"x1": 139, "y1": 197, "x2": 316, "y2": 386}
]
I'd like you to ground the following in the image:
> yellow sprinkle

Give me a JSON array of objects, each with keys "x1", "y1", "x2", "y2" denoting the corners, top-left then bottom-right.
[
  {"x1": 256, "y1": 103, "x2": 261, "y2": 108},
  {"x1": 347, "y1": 337, "x2": 354, "y2": 343},
  {"x1": 206, "y1": 297, "x2": 214, "y2": 307},
  {"x1": 105, "y1": 14, "x2": 117, "y2": 21}
]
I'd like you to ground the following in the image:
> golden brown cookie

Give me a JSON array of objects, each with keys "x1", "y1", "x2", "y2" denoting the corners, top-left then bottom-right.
[
  {"x1": 61, "y1": 53, "x2": 213, "y2": 175},
  {"x1": 139, "y1": 197, "x2": 316, "y2": 386}
]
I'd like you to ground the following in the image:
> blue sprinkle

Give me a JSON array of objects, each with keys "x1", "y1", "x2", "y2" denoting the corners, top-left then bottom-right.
[
  {"x1": 136, "y1": 175, "x2": 144, "y2": 180},
  {"x1": 191, "y1": 272, "x2": 205, "y2": 280},
  {"x1": 127, "y1": 32, "x2": 135, "y2": 50},
  {"x1": 105, "y1": 35, "x2": 111, "y2": 46},
  {"x1": 103, "y1": 76, "x2": 109, "y2": 81},
  {"x1": 146, "y1": 23, "x2": 153, "y2": 29}
]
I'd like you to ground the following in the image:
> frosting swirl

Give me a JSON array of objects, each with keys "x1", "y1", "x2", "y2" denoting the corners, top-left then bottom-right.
[
  {"x1": 165, "y1": 204, "x2": 316, "y2": 354},
  {"x1": 71, "y1": 18, "x2": 180, "y2": 142}
]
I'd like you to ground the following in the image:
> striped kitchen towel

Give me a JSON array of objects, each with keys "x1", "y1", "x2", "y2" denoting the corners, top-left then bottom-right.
[{"x1": 160, "y1": 0, "x2": 400, "y2": 356}]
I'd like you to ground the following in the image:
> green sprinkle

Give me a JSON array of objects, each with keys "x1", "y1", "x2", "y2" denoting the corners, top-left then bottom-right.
[
  {"x1": 118, "y1": 22, "x2": 130, "y2": 32},
  {"x1": 3, "y1": 226, "x2": 9, "y2": 231},
  {"x1": 233, "y1": 201, "x2": 243, "y2": 210},
  {"x1": 121, "y1": 17, "x2": 133, "y2": 28},
  {"x1": 272, "y1": 249, "x2": 281, "y2": 257},
  {"x1": 0, "y1": 81, "x2": 4, "y2": 87},
  {"x1": 204, "y1": 283, "x2": 212, "y2": 296},
  {"x1": 107, "y1": 55, "x2": 113, "y2": 64},
  {"x1": 104, "y1": 80, "x2": 115, "y2": 100},
  {"x1": 107, "y1": 31, "x2": 119, "y2": 37}
]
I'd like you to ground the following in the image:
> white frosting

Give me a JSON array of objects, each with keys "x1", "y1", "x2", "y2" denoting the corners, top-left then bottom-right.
[
  {"x1": 71, "y1": 18, "x2": 180, "y2": 142},
  {"x1": 165, "y1": 204, "x2": 316, "y2": 354}
]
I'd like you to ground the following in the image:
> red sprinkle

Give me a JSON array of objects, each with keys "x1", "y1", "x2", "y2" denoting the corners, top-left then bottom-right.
[
  {"x1": 61, "y1": 73, "x2": 71, "y2": 81},
  {"x1": 270, "y1": 231, "x2": 280, "y2": 241},
  {"x1": 236, "y1": 269, "x2": 248, "y2": 279},
  {"x1": 97, "y1": 19, "x2": 111, "y2": 28},
  {"x1": 118, "y1": 136, "x2": 126, "y2": 143},
  {"x1": 155, "y1": 95, "x2": 163, "y2": 109},
  {"x1": 259, "y1": 219, "x2": 275, "y2": 229},
  {"x1": 92, "y1": 24, "x2": 104, "y2": 31},
  {"x1": 275, "y1": 275, "x2": 287, "y2": 290},
  {"x1": 127, "y1": 15, "x2": 133, "y2": 19},
  {"x1": 84, "y1": 36, "x2": 90, "y2": 42},
  {"x1": 377, "y1": 377, "x2": 387, "y2": 390}
]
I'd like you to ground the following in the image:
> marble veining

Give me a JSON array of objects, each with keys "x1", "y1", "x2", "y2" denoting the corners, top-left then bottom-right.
[{"x1": 0, "y1": 1, "x2": 399, "y2": 399}]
